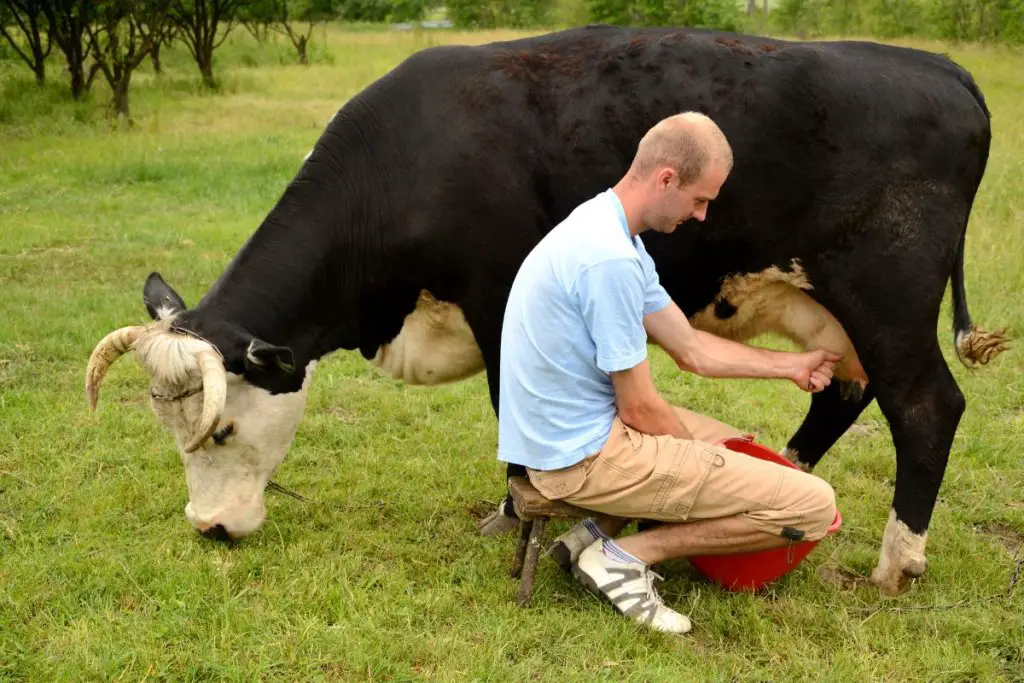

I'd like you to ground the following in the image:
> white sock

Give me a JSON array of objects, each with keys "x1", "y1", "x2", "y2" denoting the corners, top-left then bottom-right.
[
  {"x1": 582, "y1": 518, "x2": 610, "y2": 542},
  {"x1": 603, "y1": 539, "x2": 646, "y2": 566}
]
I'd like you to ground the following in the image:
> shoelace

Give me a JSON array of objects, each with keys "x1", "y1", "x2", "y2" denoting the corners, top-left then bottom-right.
[{"x1": 643, "y1": 568, "x2": 666, "y2": 605}]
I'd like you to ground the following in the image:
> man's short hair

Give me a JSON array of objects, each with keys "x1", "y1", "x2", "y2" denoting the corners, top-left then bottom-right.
[{"x1": 631, "y1": 112, "x2": 733, "y2": 186}]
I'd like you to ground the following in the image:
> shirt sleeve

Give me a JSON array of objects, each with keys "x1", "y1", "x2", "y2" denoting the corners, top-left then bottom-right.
[
  {"x1": 575, "y1": 258, "x2": 649, "y2": 373},
  {"x1": 637, "y1": 238, "x2": 672, "y2": 315}
]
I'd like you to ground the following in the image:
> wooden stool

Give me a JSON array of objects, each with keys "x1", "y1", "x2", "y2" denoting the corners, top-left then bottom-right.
[{"x1": 507, "y1": 476, "x2": 594, "y2": 606}]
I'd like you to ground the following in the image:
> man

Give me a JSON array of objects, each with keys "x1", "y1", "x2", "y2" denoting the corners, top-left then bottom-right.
[{"x1": 497, "y1": 112, "x2": 840, "y2": 635}]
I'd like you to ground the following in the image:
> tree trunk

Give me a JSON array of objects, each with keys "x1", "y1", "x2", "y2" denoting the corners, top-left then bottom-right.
[
  {"x1": 151, "y1": 41, "x2": 163, "y2": 74},
  {"x1": 297, "y1": 36, "x2": 308, "y2": 65},
  {"x1": 747, "y1": 0, "x2": 757, "y2": 15},
  {"x1": 33, "y1": 59, "x2": 45, "y2": 86},
  {"x1": 69, "y1": 62, "x2": 87, "y2": 99},
  {"x1": 112, "y1": 76, "x2": 130, "y2": 124},
  {"x1": 199, "y1": 56, "x2": 216, "y2": 88}
]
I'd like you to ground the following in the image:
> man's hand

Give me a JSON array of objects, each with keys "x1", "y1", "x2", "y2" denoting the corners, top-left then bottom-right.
[{"x1": 789, "y1": 349, "x2": 841, "y2": 393}]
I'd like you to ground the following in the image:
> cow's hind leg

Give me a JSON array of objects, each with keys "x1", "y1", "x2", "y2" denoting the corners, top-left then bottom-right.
[
  {"x1": 868, "y1": 342, "x2": 965, "y2": 593},
  {"x1": 782, "y1": 382, "x2": 876, "y2": 471},
  {"x1": 810, "y1": 195, "x2": 974, "y2": 593}
]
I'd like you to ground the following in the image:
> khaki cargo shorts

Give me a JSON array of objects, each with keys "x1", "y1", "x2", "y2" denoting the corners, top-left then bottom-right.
[{"x1": 527, "y1": 407, "x2": 837, "y2": 542}]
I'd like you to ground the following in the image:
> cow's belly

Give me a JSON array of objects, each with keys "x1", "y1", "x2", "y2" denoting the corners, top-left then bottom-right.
[
  {"x1": 689, "y1": 263, "x2": 868, "y2": 386},
  {"x1": 372, "y1": 291, "x2": 485, "y2": 385},
  {"x1": 373, "y1": 264, "x2": 868, "y2": 389}
]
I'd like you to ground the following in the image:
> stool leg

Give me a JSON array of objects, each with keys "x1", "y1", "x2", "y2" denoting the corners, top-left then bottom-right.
[
  {"x1": 511, "y1": 520, "x2": 533, "y2": 579},
  {"x1": 517, "y1": 518, "x2": 547, "y2": 607}
]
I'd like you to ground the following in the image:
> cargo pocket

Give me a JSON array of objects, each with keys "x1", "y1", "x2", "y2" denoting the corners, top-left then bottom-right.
[
  {"x1": 527, "y1": 459, "x2": 588, "y2": 500},
  {"x1": 671, "y1": 443, "x2": 726, "y2": 520}
]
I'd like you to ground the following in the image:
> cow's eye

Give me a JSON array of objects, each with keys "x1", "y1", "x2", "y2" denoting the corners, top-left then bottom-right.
[{"x1": 212, "y1": 422, "x2": 235, "y2": 446}]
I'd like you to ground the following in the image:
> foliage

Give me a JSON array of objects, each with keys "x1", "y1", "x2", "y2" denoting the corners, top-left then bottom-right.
[
  {"x1": 771, "y1": 0, "x2": 1024, "y2": 43},
  {"x1": 84, "y1": 0, "x2": 172, "y2": 122},
  {"x1": 586, "y1": 0, "x2": 744, "y2": 31},
  {"x1": 446, "y1": 0, "x2": 554, "y2": 28},
  {"x1": 169, "y1": 0, "x2": 244, "y2": 87},
  {"x1": 0, "y1": 0, "x2": 52, "y2": 85}
]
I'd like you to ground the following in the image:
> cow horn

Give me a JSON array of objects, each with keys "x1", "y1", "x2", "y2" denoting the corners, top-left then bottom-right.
[
  {"x1": 183, "y1": 349, "x2": 227, "y2": 454},
  {"x1": 85, "y1": 326, "x2": 146, "y2": 411}
]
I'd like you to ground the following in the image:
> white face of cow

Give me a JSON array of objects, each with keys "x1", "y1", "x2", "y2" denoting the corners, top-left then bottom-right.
[
  {"x1": 86, "y1": 294, "x2": 316, "y2": 541},
  {"x1": 148, "y1": 364, "x2": 315, "y2": 539}
]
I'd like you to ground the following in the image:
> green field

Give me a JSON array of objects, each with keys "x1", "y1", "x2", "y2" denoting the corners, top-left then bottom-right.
[{"x1": 1, "y1": 25, "x2": 1022, "y2": 681}]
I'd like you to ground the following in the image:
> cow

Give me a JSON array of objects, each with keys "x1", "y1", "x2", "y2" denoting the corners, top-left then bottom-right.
[{"x1": 85, "y1": 25, "x2": 1008, "y2": 595}]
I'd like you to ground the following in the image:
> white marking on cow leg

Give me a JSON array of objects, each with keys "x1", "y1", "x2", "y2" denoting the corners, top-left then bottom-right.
[
  {"x1": 372, "y1": 290, "x2": 485, "y2": 385},
  {"x1": 870, "y1": 508, "x2": 928, "y2": 595},
  {"x1": 689, "y1": 260, "x2": 868, "y2": 389},
  {"x1": 780, "y1": 447, "x2": 811, "y2": 472}
]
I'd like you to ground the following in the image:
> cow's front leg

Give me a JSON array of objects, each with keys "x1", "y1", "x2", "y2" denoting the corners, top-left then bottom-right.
[
  {"x1": 870, "y1": 348, "x2": 964, "y2": 594},
  {"x1": 478, "y1": 462, "x2": 526, "y2": 536},
  {"x1": 471, "y1": 316, "x2": 521, "y2": 536}
]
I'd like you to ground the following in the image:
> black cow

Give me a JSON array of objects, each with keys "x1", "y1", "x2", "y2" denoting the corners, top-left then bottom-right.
[{"x1": 86, "y1": 25, "x2": 1007, "y2": 594}]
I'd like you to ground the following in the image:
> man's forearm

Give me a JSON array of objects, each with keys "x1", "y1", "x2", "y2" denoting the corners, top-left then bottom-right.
[
  {"x1": 681, "y1": 330, "x2": 797, "y2": 380},
  {"x1": 618, "y1": 394, "x2": 692, "y2": 440}
]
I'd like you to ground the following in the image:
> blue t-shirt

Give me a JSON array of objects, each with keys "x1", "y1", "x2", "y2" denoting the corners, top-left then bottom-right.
[{"x1": 497, "y1": 190, "x2": 673, "y2": 470}]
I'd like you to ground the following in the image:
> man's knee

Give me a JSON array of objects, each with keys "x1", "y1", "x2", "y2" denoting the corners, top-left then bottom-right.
[{"x1": 799, "y1": 477, "x2": 837, "y2": 542}]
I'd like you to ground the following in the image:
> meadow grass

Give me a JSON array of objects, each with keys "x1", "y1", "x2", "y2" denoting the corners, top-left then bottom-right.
[{"x1": 1, "y1": 24, "x2": 1022, "y2": 682}]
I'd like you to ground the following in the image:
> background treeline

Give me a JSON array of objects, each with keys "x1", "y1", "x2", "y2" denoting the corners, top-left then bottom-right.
[{"x1": 3, "y1": 0, "x2": 1021, "y2": 124}]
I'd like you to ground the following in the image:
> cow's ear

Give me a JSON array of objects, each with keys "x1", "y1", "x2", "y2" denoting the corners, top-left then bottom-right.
[
  {"x1": 245, "y1": 339, "x2": 296, "y2": 374},
  {"x1": 143, "y1": 272, "x2": 188, "y2": 321}
]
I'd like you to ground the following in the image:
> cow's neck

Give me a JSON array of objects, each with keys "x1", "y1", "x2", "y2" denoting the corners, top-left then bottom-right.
[{"x1": 186, "y1": 114, "x2": 391, "y2": 376}]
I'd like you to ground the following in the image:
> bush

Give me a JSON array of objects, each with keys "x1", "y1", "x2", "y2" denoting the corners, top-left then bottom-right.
[
  {"x1": 446, "y1": 0, "x2": 554, "y2": 28},
  {"x1": 586, "y1": 0, "x2": 744, "y2": 31},
  {"x1": 768, "y1": 0, "x2": 1024, "y2": 42}
]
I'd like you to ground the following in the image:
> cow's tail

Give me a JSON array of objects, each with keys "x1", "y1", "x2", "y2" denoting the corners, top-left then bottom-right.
[
  {"x1": 952, "y1": 223, "x2": 1009, "y2": 367},
  {"x1": 948, "y1": 59, "x2": 1009, "y2": 368}
]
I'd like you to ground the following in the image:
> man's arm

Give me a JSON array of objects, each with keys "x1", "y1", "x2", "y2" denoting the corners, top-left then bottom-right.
[
  {"x1": 644, "y1": 301, "x2": 839, "y2": 392},
  {"x1": 610, "y1": 359, "x2": 692, "y2": 439}
]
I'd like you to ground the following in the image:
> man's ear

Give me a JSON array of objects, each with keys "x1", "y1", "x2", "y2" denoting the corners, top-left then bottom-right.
[
  {"x1": 245, "y1": 339, "x2": 296, "y2": 374},
  {"x1": 143, "y1": 272, "x2": 188, "y2": 321}
]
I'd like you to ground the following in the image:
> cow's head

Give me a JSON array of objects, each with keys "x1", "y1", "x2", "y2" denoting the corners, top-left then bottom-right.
[{"x1": 85, "y1": 273, "x2": 314, "y2": 540}]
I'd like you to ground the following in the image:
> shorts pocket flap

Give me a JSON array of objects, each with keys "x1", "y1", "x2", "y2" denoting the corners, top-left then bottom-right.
[{"x1": 528, "y1": 462, "x2": 587, "y2": 500}]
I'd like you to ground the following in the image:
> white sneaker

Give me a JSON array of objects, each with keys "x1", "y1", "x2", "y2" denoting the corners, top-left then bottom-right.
[
  {"x1": 572, "y1": 540, "x2": 692, "y2": 635},
  {"x1": 548, "y1": 521, "x2": 601, "y2": 573}
]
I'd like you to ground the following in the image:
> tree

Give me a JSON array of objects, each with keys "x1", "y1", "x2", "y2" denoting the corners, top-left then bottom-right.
[
  {"x1": 446, "y1": 0, "x2": 552, "y2": 27},
  {"x1": 40, "y1": 0, "x2": 98, "y2": 99},
  {"x1": 150, "y1": 23, "x2": 177, "y2": 74},
  {"x1": 170, "y1": 0, "x2": 245, "y2": 88},
  {"x1": 273, "y1": 0, "x2": 333, "y2": 65},
  {"x1": 238, "y1": 0, "x2": 275, "y2": 42},
  {"x1": 0, "y1": 0, "x2": 52, "y2": 86},
  {"x1": 585, "y1": 0, "x2": 742, "y2": 30},
  {"x1": 85, "y1": 0, "x2": 172, "y2": 123}
]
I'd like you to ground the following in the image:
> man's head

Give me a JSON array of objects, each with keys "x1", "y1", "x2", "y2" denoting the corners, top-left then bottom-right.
[{"x1": 623, "y1": 112, "x2": 733, "y2": 234}]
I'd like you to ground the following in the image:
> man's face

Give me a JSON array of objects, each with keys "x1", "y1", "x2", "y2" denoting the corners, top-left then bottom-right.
[{"x1": 645, "y1": 163, "x2": 729, "y2": 234}]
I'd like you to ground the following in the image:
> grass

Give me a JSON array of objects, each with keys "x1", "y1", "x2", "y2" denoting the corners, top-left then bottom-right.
[{"x1": 2, "y1": 23, "x2": 1023, "y2": 682}]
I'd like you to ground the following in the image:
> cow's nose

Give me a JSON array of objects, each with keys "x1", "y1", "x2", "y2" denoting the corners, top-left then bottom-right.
[{"x1": 200, "y1": 524, "x2": 232, "y2": 542}]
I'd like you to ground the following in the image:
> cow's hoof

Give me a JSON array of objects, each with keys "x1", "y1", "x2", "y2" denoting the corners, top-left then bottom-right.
[
  {"x1": 870, "y1": 509, "x2": 929, "y2": 594},
  {"x1": 477, "y1": 506, "x2": 519, "y2": 536},
  {"x1": 870, "y1": 557, "x2": 928, "y2": 595},
  {"x1": 780, "y1": 447, "x2": 812, "y2": 472}
]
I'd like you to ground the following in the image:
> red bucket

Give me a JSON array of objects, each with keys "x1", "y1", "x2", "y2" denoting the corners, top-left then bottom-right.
[{"x1": 686, "y1": 437, "x2": 842, "y2": 592}]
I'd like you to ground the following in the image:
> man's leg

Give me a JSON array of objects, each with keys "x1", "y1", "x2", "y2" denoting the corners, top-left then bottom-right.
[
  {"x1": 550, "y1": 406, "x2": 745, "y2": 564},
  {"x1": 531, "y1": 418, "x2": 836, "y2": 634},
  {"x1": 615, "y1": 514, "x2": 790, "y2": 564}
]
